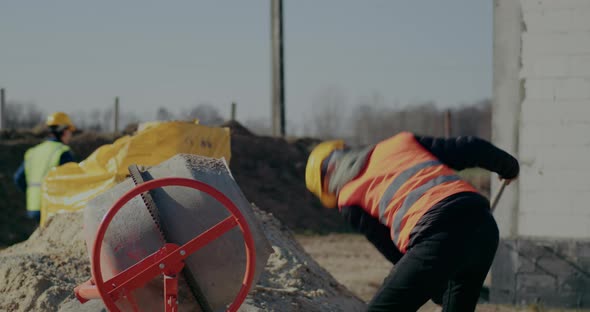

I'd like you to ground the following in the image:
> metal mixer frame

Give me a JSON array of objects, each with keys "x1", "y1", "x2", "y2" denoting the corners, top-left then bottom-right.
[{"x1": 74, "y1": 177, "x2": 257, "y2": 312}]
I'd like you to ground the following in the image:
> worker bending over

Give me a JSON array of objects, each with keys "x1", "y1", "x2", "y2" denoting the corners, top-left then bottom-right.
[
  {"x1": 14, "y1": 112, "x2": 76, "y2": 222},
  {"x1": 305, "y1": 132, "x2": 519, "y2": 312}
]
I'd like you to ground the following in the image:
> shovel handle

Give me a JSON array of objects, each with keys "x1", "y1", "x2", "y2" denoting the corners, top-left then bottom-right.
[{"x1": 490, "y1": 179, "x2": 509, "y2": 212}]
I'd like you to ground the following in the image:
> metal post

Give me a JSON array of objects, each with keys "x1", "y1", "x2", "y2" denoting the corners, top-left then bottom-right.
[
  {"x1": 114, "y1": 96, "x2": 120, "y2": 134},
  {"x1": 0, "y1": 88, "x2": 5, "y2": 130},
  {"x1": 444, "y1": 109, "x2": 452, "y2": 137},
  {"x1": 271, "y1": 0, "x2": 286, "y2": 137},
  {"x1": 231, "y1": 102, "x2": 237, "y2": 121}
]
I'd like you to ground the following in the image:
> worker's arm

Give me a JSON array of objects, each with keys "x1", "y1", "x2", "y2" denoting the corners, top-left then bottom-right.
[
  {"x1": 13, "y1": 162, "x2": 27, "y2": 192},
  {"x1": 340, "y1": 205, "x2": 403, "y2": 264},
  {"x1": 59, "y1": 150, "x2": 75, "y2": 165},
  {"x1": 414, "y1": 135, "x2": 520, "y2": 179}
]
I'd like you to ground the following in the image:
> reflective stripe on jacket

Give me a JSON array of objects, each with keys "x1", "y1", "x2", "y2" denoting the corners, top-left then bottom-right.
[
  {"x1": 24, "y1": 141, "x2": 71, "y2": 212},
  {"x1": 338, "y1": 132, "x2": 477, "y2": 252}
]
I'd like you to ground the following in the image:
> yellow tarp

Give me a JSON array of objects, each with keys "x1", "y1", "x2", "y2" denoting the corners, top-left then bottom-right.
[{"x1": 40, "y1": 121, "x2": 231, "y2": 225}]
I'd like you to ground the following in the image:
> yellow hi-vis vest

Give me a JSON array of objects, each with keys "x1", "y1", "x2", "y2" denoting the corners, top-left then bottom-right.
[{"x1": 24, "y1": 141, "x2": 71, "y2": 212}]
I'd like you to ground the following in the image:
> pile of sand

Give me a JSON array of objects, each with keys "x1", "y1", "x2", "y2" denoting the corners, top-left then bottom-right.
[
  {"x1": 0, "y1": 206, "x2": 365, "y2": 312},
  {"x1": 0, "y1": 212, "x2": 91, "y2": 312}
]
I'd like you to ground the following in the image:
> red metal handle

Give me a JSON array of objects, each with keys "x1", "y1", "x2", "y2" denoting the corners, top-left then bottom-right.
[
  {"x1": 91, "y1": 177, "x2": 257, "y2": 312},
  {"x1": 74, "y1": 279, "x2": 100, "y2": 303}
]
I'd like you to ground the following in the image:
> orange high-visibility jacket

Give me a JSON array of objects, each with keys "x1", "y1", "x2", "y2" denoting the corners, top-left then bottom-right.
[{"x1": 338, "y1": 132, "x2": 477, "y2": 252}]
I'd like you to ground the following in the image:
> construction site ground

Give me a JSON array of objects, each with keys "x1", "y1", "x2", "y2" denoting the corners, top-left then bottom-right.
[{"x1": 296, "y1": 234, "x2": 589, "y2": 312}]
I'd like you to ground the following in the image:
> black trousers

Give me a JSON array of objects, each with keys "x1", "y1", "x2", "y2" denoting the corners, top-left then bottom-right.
[{"x1": 367, "y1": 193, "x2": 499, "y2": 312}]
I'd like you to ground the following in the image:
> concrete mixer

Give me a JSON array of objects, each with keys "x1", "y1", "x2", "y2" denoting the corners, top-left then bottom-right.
[{"x1": 74, "y1": 154, "x2": 273, "y2": 312}]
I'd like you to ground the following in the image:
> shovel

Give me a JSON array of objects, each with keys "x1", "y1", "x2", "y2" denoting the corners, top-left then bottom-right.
[{"x1": 490, "y1": 179, "x2": 509, "y2": 213}]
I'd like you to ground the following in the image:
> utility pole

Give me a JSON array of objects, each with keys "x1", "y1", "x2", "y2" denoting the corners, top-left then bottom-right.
[
  {"x1": 444, "y1": 109, "x2": 452, "y2": 137},
  {"x1": 271, "y1": 0, "x2": 286, "y2": 137},
  {"x1": 114, "y1": 96, "x2": 120, "y2": 134},
  {"x1": 231, "y1": 102, "x2": 237, "y2": 121},
  {"x1": 0, "y1": 88, "x2": 5, "y2": 130}
]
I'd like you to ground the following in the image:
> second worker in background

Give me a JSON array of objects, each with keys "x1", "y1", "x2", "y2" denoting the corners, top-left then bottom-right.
[{"x1": 13, "y1": 112, "x2": 77, "y2": 223}]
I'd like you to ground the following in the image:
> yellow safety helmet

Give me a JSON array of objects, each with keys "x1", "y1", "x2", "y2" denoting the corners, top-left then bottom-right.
[
  {"x1": 46, "y1": 112, "x2": 76, "y2": 131},
  {"x1": 305, "y1": 140, "x2": 345, "y2": 208}
]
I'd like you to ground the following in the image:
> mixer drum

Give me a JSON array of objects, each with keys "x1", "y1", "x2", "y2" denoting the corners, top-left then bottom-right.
[{"x1": 83, "y1": 154, "x2": 273, "y2": 312}]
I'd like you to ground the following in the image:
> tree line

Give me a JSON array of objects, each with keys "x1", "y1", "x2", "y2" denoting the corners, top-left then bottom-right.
[
  {"x1": 2, "y1": 98, "x2": 490, "y2": 142},
  {"x1": 1, "y1": 102, "x2": 226, "y2": 133},
  {"x1": 302, "y1": 88, "x2": 491, "y2": 145}
]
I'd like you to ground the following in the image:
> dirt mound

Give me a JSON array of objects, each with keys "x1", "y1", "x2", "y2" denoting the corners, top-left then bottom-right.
[
  {"x1": 220, "y1": 120, "x2": 254, "y2": 136},
  {"x1": 0, "y1": 129, "x2": 45, "y2": 141},
  {"x1": 227, "y1": 123, "x2": 348, "y2": 234},
  {"x1": 0, "y1": 207, "x2": 365, "y2": 312}
]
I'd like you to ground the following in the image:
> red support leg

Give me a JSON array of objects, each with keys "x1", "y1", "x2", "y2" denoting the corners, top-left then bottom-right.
[{"x1": 164, "y1": 275, "x2": 179, "y2": 312}]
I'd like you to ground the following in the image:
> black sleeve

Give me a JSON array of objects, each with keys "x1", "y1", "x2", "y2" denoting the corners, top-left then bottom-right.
[
  {"x1": 13, "y1": 162, "x2": 27, "y2": 192},
  {"x1": 59, "y1": 150, "x2": 75, "y2": 165},
  {"x1": 414, "y1": 135, "x2": 520, "y2": 179},
  {"x1": 340, "y1": 205, "x2": 403, "y2": 264}
]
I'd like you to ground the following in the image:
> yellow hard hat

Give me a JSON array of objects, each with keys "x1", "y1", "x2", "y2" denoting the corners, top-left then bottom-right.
[
  {"x1": 305, "y1": 140, "x2": 345, "y2": 208},
  {"x1": 46, "y1": 112, "x2": 75, "y2": 131}
]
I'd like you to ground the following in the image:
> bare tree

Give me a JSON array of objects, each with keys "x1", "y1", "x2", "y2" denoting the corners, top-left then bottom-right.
[
  {"x1": 346, "y1": 97, "x2": 492, "y2": 146},
  {"x1": 402, "y1": 101, "x2": 442, "y2": 136},
  {"x1": 118, "y1": 111, "x2": 140, "y2": 134},
  {"x1": 302, "y1": 117, "x2": 314, "y2": 137},
  {"x1": 182, "y1": 103, "x2": 224, "y2": 126},
  {"x1": 244, "y1": 118, "x2": 272, "y2": 136},
  {"x1": 155, "y1": 107, "x2": 175, "y2": 121},
  {"x1": 85, "y1": 109, "x2": 104, "y2": 131},
  {"x1": 70, "y1": 111, "x2": 87, "y2": 130},
  {"x1": 287, "y1": 119, "x2": 300, "y2": 137},
  {"x1": 350, "y1": 104, "x2": 379, "y2": 146},
  {"x1": 3, "y1": 101, "x2": 45, "y2": 129},
  {"x1": 451, "y1": 99, "x2": 491, "y2": 139},
  {"x1": 120, "y1": 111, "x2": 139, "y2": 125},
  {"x1": 311, "y1": 87, "x2": 348, "y2": 140},
  {"x1": 102, "y1": 107, "x2": 114, "y2": 132},
  {"x1": 349, "y1": 93, "x2": 401, "y2": 146}
]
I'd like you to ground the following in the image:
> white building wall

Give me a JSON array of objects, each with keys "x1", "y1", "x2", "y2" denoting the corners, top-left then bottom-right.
[
  {"x1": 492, "y1": 0, "x2": 523, "y2": 238},
  {"x1": 517, "y1": 0, "x2": 590, "y2": 238}
]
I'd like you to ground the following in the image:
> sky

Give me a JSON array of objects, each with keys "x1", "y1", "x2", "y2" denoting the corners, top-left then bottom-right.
[{"x1": 0, "y1": 0, "x2": 492, "y2": 134}]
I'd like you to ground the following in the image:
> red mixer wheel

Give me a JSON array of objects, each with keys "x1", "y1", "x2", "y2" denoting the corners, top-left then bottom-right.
[{"x1": 91, "y1": 177, "x2": 256, "y2": 312}]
